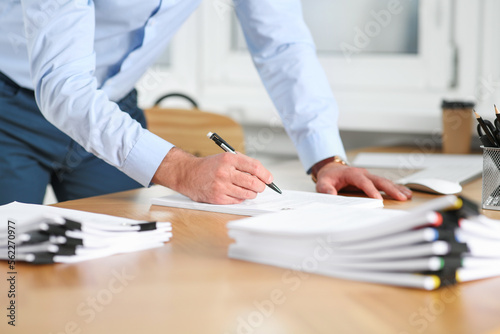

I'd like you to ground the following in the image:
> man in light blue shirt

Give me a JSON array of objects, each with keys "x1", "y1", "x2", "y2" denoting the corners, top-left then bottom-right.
[{"x1": 0, "y1": 0, "x2": 411, "y2": 205}]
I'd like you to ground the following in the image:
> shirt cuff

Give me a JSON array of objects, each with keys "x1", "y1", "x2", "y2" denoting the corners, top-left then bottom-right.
[
  {"x1": 295, "y1": 130, "x2": 347, "y2": 174},
  {"x1": 121, "y1": 130, "x2": 174, "y2": 187}
]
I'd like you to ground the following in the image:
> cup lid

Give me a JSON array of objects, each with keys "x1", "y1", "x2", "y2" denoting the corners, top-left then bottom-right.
[{"x1": 441, "y1": 100, "x2": 476, "y2": 109}]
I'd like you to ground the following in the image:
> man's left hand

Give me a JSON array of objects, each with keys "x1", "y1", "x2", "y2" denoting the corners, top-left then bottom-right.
[{"x1": 315, "y1": 163, "x2": 412, "y2": 201}]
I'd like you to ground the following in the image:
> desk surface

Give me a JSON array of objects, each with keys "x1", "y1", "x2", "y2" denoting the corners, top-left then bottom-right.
[{"x1": 2, "y1": 150, "x2": 500, "y2": 334}]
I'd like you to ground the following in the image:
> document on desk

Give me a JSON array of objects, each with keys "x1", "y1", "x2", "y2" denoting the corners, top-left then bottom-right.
[
  {"x1": 352, "y1": 153, "x2": 483, "y2": 194},
  {"x1": 0, "y1": 202, "x2": 172, "y2": 264},
  {"x1": 352, "y1": 152, "x2": 482, "y2": 169},
  {"x1": 151, "y1": 188, "x2": 383, "y2": 216}
]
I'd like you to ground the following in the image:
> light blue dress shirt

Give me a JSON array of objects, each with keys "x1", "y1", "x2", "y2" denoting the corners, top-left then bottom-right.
[{"x1": 0, "y1": 0, "x2": 346, "y2": 187}]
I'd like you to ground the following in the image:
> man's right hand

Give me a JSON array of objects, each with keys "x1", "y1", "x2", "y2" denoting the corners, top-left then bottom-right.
[{"x1": 152, "y1": 147, "x2": 274, "y2": 204}]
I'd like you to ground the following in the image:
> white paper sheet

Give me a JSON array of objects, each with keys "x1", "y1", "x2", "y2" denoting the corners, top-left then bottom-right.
[
  {"x1": 352, "y1": 152, "x2": 482, "y2": 169},
  {"x1": 151, "y1": 188, "x2": 383, "y2": 216}
]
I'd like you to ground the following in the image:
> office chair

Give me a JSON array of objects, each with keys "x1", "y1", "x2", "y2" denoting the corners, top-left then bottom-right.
[{"x1": 144, "y1": 93, "x2": 245, "y2": 157}]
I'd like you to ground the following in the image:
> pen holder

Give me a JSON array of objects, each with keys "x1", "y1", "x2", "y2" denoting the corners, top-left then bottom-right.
[{"x1": 481, "y1": 146, "x2": 500, "y2": 210}]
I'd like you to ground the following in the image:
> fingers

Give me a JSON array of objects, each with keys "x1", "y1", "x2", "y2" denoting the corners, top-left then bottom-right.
[
  {"x1": 227, "y1": 183, "x2": 259, "y2": 201},
  {"x1": 397, "y1": 184, "x2": 413, "y2": 199},
  {"x1": 207, "y1": 153, "x2": 271, "y2": 204},
  {"x1": 315, "y1": 165, "x2": 411, "y2": 201},
  {"x1": 232, "y1": 171, "x2": 267, "y2": 193},
  {"x1": 209, "y1": 193, "x2": 245, "y2": 205},
  {"x1": 232, "y1": 154, "x2": 273, "y2": 185},
  {"x1": 369, "y1": 175, "x2": 411, "y2": 201},
  {"x1": 211, "y1": 194, "x2": 249, "y2": 205},
  {"x1": 316, "y1": 180, "x2": 338, "y2": 195},
  {"x1": 201, "y1": 180, "x2": 258, "y2": 204},
  {"x1": 316, "y1": 168, "x2": 382, "y2": 200},
  {"x1": 350, "y1": 175, "x2": 383, "y2": 200}
]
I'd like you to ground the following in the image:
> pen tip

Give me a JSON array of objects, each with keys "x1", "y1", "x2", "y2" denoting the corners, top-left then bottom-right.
[
  {"x1": 474, "y1": 110, "x2": 480, "y2": 118},
  {"x1": 268, "y1": 182, "x2": 282, "y2": 194},
  {"x1": 207, "y1": 132, "x2": 213, "y2": 138}
]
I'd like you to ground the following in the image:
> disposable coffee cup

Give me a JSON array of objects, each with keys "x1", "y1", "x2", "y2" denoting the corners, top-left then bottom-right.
[{"x1": 441, "y1": 100, "x2": 475, "y2": 154}]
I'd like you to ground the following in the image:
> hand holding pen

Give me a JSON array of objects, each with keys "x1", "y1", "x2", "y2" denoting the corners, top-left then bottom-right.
[
  {"x1": 151, "y1": 145, "x2": 276, "y2": 205},
  {"x1": 208, "y1": 132, "x2": 282, "y2": 194}
]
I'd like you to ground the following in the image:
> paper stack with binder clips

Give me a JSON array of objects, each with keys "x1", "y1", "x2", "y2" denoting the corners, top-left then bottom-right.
[
  {"x1": 0, "y1": 202, "x2": 172, "y2": 264},
  {"x1": 227, "y1": 196, "x2": 500, "y2": 290}
]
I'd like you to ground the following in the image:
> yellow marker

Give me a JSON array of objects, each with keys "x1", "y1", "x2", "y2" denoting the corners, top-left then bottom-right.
[
  {"x1": 430, "y1": 275, "x2": 441, "y2": 290},
  {"x1": 419, "y1": 274, "x2": 441, "y2": 290},
  {"x1": 456, "y1": 271, "x2": 462, "y2": 283},
  {"x1": 445, "y1": 197, "x2": 463, "y2": 211}
]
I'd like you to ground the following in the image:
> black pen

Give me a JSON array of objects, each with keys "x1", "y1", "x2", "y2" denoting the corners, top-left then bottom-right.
[
  {"x1": 474, "y1": 110, "x2": 499, "y2": 147},
  {"x1": 495, "y1": 105, "x2": 500, "y2": 126},
  {"x1": 207, "y1": 132, "x2": 282, "y2": 194}
]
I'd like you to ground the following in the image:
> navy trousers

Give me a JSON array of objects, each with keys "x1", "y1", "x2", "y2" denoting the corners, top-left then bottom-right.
[{"x1": 0, "y1": 72, "x2": 145, "y2": 205}]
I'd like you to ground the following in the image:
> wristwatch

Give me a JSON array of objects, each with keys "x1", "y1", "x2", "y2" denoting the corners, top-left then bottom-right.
[{"x1": 311, "y1": 156, "x2": 348, "y2": 183}]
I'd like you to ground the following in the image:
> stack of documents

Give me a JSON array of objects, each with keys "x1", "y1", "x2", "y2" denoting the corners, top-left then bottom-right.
[
  {"x1": 151, "y1": 189, "x2": 383, "y2": 216},
  {"x1": 227, "y1": 196, "x2": 500, "y2": 290},
  {"x1": 0, "y1": 202, "x2": 172, "y2": 264}
]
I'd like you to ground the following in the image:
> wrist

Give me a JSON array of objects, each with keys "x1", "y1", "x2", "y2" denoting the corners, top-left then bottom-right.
[
  {"x1": 311, "y1": 156, "x2": 348, "y2": 183},
  {"x1": 152, "y1": 147, "x2": 196, "y2": 191}
]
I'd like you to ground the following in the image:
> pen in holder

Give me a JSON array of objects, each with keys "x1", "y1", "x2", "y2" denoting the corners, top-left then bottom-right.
[{"x1": 481, "y1": 145, "x2": 500, "y2": 210}]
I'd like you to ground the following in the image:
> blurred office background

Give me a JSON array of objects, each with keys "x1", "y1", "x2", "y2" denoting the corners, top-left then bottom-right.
[
  {"x1": 43, "y1": 0, "x2": 500, "y2": 202},
  {"x1": 136, "y1": 0, "x2": 498, "y2": 157}
]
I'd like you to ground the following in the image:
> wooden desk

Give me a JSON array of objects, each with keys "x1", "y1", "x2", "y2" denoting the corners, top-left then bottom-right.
[{"x1": 2, "y1": 160, "x2": 500, "y2": 334}]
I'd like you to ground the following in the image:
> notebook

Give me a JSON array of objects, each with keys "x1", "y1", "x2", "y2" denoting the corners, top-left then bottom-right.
[{"x1": 151, "y1": 188, "x2": 383, "y2": 216}]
